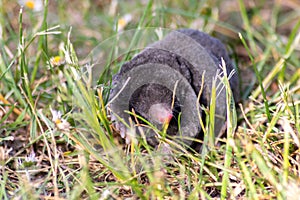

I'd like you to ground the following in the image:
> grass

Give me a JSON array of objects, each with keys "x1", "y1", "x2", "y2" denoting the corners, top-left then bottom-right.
[{"x1": 1, "y1": 0, "x2": 300, "y2": 199}]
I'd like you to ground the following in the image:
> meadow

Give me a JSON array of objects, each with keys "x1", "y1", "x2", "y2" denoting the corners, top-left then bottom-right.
[{"x1": 0, "y1": 0, "x2": 300, "y2": 199}]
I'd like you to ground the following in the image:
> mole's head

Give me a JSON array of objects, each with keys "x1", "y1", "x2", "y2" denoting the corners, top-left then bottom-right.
[{"x1": 129, "y1": 83, "x2": 180, "y2": 132}]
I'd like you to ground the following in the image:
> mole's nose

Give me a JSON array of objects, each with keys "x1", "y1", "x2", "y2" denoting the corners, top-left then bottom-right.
[{"x1": 148, "y1": 103, "x2": 173, "y2": 124}]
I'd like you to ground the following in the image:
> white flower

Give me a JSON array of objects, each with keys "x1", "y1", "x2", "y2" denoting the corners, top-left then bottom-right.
[
  {"x1": 50, "y1": 108, "x2": 70, "y2": 130},
  {"x1": 18, "y1": 0, "x2": 43, "y2": 12},
  {"x1": 25, "y1": 151, "x2": 37, "y2": 163},
  {"x1": 49, "y1": 56, "x2": 65, "y2": 66},
  {"x1": 18, "y1": 151, "x2": 37, "y2": 168},
  {"x1": 117, "y1": 14, "x2": 132, "y2": 32}
]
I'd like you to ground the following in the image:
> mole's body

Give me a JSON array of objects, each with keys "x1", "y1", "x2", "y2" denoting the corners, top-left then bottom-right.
[{"x1": 110, "y1": 29, "x2": 239, "y2": 148}]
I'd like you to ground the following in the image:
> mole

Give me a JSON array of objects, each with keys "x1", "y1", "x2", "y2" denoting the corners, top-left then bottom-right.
[{"x1": 109, "y1": 29, "x2": 239, "y2": 148}]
